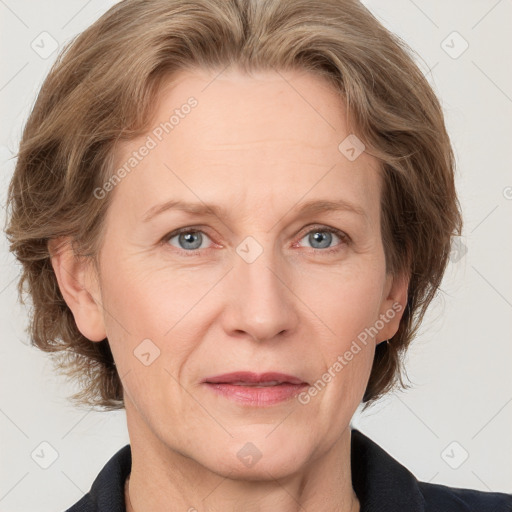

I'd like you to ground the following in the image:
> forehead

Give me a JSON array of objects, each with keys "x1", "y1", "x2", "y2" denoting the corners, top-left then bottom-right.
[{"x1": 110, "y1": 67, "x2": 381, "y2": 225}]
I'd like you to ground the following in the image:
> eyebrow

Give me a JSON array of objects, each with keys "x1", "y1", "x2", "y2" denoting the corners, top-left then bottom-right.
[{"x1": 142, "y1": 197, "x2": 367, "y2": 223}]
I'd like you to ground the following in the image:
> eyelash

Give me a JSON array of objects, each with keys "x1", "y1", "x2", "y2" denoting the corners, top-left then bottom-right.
[{"x1": 160, "y1": 225, "x2": 351, "y2": 257}]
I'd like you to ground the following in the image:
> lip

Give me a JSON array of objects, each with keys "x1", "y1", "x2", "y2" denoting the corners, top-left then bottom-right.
[
  {"x1": 202, "y1": 371, "x2": 308, "y2": 385},
  {"x1": 202, "y1": 372, "x2": 309, "y2": 407}
]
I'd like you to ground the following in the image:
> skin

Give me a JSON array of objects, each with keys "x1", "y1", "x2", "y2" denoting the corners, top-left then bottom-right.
[{"x1": 50, "y1": 67, "x2": 408, "y2": 512}]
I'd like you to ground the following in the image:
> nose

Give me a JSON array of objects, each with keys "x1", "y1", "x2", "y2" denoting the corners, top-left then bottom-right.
[{"x1": 221, "y1": 240, "x2": 299, "y2": 343}]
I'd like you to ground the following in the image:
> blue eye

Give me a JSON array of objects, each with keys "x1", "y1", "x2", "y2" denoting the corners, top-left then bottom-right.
[
  {"x1": 164, "y1": 229, "x2": 212, "y2": 252},
  {"x1": 297, "y1": 226, "x2": 349, "y2": 253},
  {"x1": 161, "y1": 225, "x2": 350, "y2": 256}
]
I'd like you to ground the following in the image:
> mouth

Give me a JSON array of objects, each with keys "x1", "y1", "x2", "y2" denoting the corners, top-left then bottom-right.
[
  {"x1": 202, "y1": 372, "x2": 309, "y2": 406},
  {"x1": 202, "y1": 371, "x2": 308, "y2": 386}
]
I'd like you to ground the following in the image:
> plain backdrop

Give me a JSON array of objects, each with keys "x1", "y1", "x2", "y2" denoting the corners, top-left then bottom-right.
[{"x1": 1, "y1": 1, "x2": 511, "y2": 510}]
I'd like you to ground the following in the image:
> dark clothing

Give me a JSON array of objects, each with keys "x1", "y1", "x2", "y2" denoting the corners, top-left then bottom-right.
[{"x1": 65, "y1": 429, "x2": 512, "y2": 511}]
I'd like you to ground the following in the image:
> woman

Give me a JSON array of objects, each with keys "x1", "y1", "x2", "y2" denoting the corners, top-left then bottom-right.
[{"x1": 5, "y1": 0, "x2": 511, "y2": 510}]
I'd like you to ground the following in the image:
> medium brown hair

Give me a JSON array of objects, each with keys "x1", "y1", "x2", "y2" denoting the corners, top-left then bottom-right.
[{"x1": 4, "y1": 0, "x2": 463, "y2": 410}]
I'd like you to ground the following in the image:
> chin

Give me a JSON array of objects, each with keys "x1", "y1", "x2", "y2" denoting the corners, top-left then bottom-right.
[
  {"x1": 205, "y1": 432, "x2": 311, "y2": 480},
  {"x1": 211, "y1": 452, "x2": 306, "y2": 482}
]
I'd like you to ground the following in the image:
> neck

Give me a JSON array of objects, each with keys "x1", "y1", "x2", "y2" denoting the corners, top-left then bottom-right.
[
  {"x1": 125, "y1": 473, "x2": 359, "y2": 512},
  {"x1": 124, "y1": 405, "x2": 360, "y2": 512}
]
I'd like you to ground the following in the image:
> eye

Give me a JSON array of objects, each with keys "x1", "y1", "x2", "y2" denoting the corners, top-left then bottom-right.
[
  {"x1": 296, "y1": 225, "x2": 350, "y2": 254},
  {"x1": 161, "y1": 224, "x2": 350, "y2": 257},
  {"x1": 163, "y1": 227, "x2": 214, "y2": 255}
]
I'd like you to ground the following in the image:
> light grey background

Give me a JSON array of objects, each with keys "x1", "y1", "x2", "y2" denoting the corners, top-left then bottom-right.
[{"x1": 1, "y1": 1, "x2": 511, "y2": 510}]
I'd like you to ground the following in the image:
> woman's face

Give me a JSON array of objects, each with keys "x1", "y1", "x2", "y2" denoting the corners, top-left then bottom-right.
[{"x1": 73, "y1": 68, "x2": 407, "y2": 477}]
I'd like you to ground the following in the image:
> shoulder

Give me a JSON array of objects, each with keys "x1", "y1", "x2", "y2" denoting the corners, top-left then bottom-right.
[
  {"x1": 350, "y1": 428, "x2": 512, "y2": 511},
  {"x1": 64, "y1": 444, "x2": 131, "y2": 512},
  {"x1": 418, "y1": 480, "x2": 512, "y2": 512},
  {"x1": 64, "y1": 494, "x2": 95, "y2": 512}
]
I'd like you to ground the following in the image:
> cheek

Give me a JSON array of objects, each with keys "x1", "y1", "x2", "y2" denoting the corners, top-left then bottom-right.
[
  {"x1": 98, "y1": 265, "x2": 195, "y2": 419},
  {"x1": 307, "y1": 260, "x2": 386, "y2": 337},
  {"x1": 100, "y1": 257, "x2": 201, "y2": 335},
  {"x1": 306, "y1": 264, "x2": 384, "y2": 391},
  {"x1": 98, "y1": 257, "x2": 221, "y2": 384}
]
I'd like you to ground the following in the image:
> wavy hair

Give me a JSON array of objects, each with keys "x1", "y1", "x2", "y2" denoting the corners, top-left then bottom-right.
[{"x1": 4, "y1": 0, "x2": 463, "y2": 409}]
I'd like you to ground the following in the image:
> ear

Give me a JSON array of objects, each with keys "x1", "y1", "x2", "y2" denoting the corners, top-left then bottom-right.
[
  {"x1": 48, "y1": 237, "x2": 107, "y2": 342},
  {"x1": 375, "y1": 270, "x2": 409, "y2": 344}
]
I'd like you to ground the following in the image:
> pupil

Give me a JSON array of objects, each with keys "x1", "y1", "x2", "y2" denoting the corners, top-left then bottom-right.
[
  {"x1": 180, "y1": 232, "x2": 201, "y2": 250},
  {"x1": 311, "y1": 231, "x2": 331, "y2": 249}
]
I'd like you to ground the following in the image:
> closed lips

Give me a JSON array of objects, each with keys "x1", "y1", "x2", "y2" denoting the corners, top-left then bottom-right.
[
  {"x1": 228, "y1": 381, "x2": 288, "y2": 387},
  {"x1": 202, "y1": 372, "x2": 308, "y2": 386}
]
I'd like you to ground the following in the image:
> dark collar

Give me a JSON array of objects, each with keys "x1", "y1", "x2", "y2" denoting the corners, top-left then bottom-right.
[
  {"x1": 350, "y1": 429, "x2": 425, "y2": 511},
  {"x1": 65, "y1": 428, "x2": 512, "y2": 511}
]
